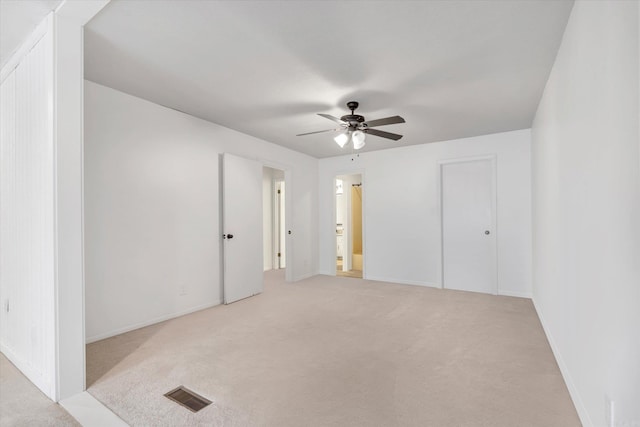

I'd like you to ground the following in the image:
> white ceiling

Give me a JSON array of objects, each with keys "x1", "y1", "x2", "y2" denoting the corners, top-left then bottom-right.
[
  {"x1": 0, "y1": 0, "x2": 63, "y2": 69},
  {"x1": 4, "y1": 1, "x2": 573, "y2": 158}
]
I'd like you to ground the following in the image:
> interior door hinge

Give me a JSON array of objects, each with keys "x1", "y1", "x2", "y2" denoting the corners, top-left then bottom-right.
[{"x1": 277, "y1": 252, "x2": 281, "y2": 257}]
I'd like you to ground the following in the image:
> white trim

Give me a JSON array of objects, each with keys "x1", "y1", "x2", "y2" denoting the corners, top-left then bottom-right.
[
  {"x1": 85, "y1": 300, "x2": 221, "y2": 344},
  {"x1": 332, "y1": 169, "x2": 366, "y2": 278},
  {"x1": 270, "y1": 176, "x2": 286, "y2": 271},
  {"x1": 438, "y1": 163, "x2": 443, "y2": 289},
  {"x1": 365, "y1": 276, "x2": 440, "y2": 289},
  {"x1": 497, "y1": 290, "x2": 532, "y2": 298},
  {"x1": 438, "y1": 154, "x2": 498, "y2": 165},
  {"x1": 283, "y1": 169, "x2": 293, "y2": 282},
  {"x1": 360, "y1": 172, "x2": 367, "y2": 279},
  {"x1": 50, "y1": 11, "x2": 61, "y2": 401},
  {"x1": 0, "y1": 14, "x2": 51, "y2": 83},
  {"x1": 54, "y1": 0, "x2": 110, "y2": 23},
  {"x1": 438, "y1": 155, "x2": 498, "y2": 295},
  {"x1": 60, "y1": 392, "x2": 128, "y2": 427},
  {"x1": 272, "y1": 177, "x2": 278, "y2": 269},
  {"x1": 532, "y1": 298, "x2": 593, "y2": 427},
  {"x1": 332, "y1": 177, "x2": 338, "y2": 271},
  {"x1": 259, "y1": 158, "x2": 294, "y2": 283},
  {"x1": 258, "y1": 158, "x2": 291, "y2": 173},
  {"x1": 79, "y1": 28, "x2": 87, "y2": 395}
]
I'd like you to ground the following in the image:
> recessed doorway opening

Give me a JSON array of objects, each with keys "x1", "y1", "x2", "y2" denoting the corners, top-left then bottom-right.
[
  {"x1": 263, "y1": 167, "x2": 286, "y2": 271},
  {"x1": 335, "y1": 173, "x2": 363, "y2": 279}
]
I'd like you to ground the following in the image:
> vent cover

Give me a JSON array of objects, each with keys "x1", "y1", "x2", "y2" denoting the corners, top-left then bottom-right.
[{"x1": 164, "y1": 386, "x2": 212, "y2": 413}]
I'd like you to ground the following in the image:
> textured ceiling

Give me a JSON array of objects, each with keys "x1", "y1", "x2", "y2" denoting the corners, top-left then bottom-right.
[
  {"x1": 82, "y1": 0, "x2": 573, "y2": 158},
  {"x1": 0, "y1": 0, "x2": 63, "y2": 69}
]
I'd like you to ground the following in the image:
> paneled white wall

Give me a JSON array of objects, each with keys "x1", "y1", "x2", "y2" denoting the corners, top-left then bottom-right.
[
  {"x1": 318, "y1": 130, "x2": 532, "y2": 297},
  {"x1": 84, "y1": 81, "x2": 318, "y2": 342},
  {"x1": 0, "y1": 20, "x2": 56, "y2": 398},
  {"x1": 531, "y1": 1, "x2": 640, "y2": 426}
]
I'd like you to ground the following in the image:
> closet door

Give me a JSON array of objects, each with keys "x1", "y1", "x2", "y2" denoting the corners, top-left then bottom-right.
[{"x1": 441, "y1": 158, "x2": 497, "y2": 294}]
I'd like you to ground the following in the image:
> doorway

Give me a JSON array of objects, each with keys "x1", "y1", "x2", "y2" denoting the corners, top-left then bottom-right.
[
  {"x1": 335, "y1": 174, "x2": 363, "y2": 278},
  {"x1": 223, "y1": 160, "x2": 292, "y2": 302},
  {"x1": 263, "y1": 167, "x2": 286, "y2": 271},
  {"x1": 440, "y1": 157, "x2": 497, "y2": 294}
]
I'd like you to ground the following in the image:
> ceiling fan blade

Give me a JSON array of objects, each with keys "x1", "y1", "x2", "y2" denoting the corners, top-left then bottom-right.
[
  {"x1": 296, "y1": 128, "x2": 339, "y2": 136},
  {"x1": 364, "y1": 128, "x2": 403, "y2": 141},
  {"x1": 318, "y1": 113, "x2": 346, "y2": 125},
  {"x1": 363, "y1": 115, "x2": 405, "y2": 128}
]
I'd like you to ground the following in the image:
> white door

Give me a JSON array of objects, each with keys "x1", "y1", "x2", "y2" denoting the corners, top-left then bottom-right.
[
  {"x1": 276, "y1": 181, "x2": 286, "y2": 269},
  {"x1": 441, "y1": 158, "x2": 496, "y2": 294},
  {"x1": 223, "y1": 153, "x2": 263, "y2": 304}
]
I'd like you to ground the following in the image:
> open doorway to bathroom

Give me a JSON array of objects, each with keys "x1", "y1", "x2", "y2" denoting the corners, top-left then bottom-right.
[
  {"x1": 335, "y1": 173, "x2": 363, "y2": 278},
  {"x1": 264, "y1": 167, "x2": 286, "y2": 271}
]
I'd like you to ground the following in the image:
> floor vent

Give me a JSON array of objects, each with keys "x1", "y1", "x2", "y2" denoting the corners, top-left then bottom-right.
[{"x1": 164, "y1": 386, "x2": 212, "y2": 413}]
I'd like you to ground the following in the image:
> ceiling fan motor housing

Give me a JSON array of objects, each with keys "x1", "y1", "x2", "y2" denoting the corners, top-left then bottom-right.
[
  {"x1": 340, "y1": 114, "x2": 366, "y2": 126},
  {"x1": 342, "y1": 101, "x2": 365, "y2": 128}
]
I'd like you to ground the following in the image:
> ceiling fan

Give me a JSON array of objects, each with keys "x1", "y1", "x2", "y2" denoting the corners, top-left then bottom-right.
[{"x1": 296, "y1": 101, "x2": 405, "y2": 150}]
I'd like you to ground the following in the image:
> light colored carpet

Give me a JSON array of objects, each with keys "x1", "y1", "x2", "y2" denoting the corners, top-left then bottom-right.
[
  {"x1": 0, "y1": 353, "x2": 79, "y2": 426},
  {"x1": 336, "y1": 259, "x2": 363, "y2": 278},
  {"x1": 337, "y1": 269, "x2": 363, "y2": 278},
  {"x1": 86, "y1": 270, "x2": 580, "y2": 427}
]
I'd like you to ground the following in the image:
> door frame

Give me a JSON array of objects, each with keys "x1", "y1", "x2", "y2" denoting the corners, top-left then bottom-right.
[
  {"x1": 260, "y1": 160, "x2": 293, "y2": 282},
  {"x1": 438, "y1": 155, "x2": 497, "y2": 294},
  {"x1": 272, "y1": 178, "x2": 285, "y2": 269},
  {"x1": 332, "y1": 170, "x2": 366, "y2": 278}
]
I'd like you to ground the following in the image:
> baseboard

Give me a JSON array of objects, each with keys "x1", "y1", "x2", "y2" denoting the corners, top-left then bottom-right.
[
  {"x1": 0, "y1": 342, "x2": 54, "y2": 400},
  {"x1": 292, "y1": 272, "x2": 316, "y2": 281},
  {"x1": 532, "y1": 298, "x2": 593, "y2": 427},
  {"x1": 498, "y1": 289, "x2": 532, "y2": 298},
  {"x1": 85, "y1": 300, "x2": 221, "y2": 344},
  {"x1": 365, "y1": 275, "x2": 440, "y2": 289}
]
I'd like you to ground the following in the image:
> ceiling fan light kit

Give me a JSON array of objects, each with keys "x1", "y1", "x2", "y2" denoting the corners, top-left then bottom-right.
[
  {"x1": 352, "y1": 130, "x2": 366, "y2": 149},
  {"x1": 297, "y1": 101, "x2": 405, "y2": 151},
  {"x1": 334, "y1": 131, "x2": 350, "y2": 148}
]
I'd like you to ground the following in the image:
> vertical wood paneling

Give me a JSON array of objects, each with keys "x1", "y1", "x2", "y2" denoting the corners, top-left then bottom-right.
[
  {"x1": 0, "y1": 70, "x2": 16, "y2": 351},
  {"x1": 0, "y1": 27, "x2": 56, "y2": 398}
]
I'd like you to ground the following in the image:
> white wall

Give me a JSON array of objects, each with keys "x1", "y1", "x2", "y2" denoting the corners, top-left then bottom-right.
[
  {"x1": 0, "y1": 17, "x2": 56, "y2": 400},
  {"x1": 319, "y1": 129, "x2": 532, "y2": 297},
  {"x1": 84, "y1": 81, "x2": 318, "y2": 342},
  {"x1": 531, "y1": 1, "x2": 640, "y2": 426},
  {"x1": 0, "y1": 1, "x2": 104, "y2": 401}
]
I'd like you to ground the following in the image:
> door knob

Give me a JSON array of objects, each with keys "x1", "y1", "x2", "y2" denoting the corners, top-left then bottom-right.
[
  {"x1": 223, "y1": 234, "x2": 234, "y2": 239},
  {"x1": 484, "y1": 230, "x2": 490, "y2": 235}
]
